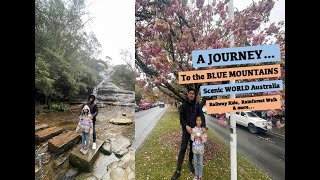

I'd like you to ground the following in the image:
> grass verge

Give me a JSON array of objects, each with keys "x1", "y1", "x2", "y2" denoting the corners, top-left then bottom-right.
[{"x1": 136, "y1": 108, "x2": 271, "y2": 180}]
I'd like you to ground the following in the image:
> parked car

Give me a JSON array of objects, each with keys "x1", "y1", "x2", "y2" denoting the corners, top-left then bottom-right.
[
  {"x1": 226, "y1": 111, "x2": 272, "y2": 134},
  {"x1": 139, "y1": 103, "x2": 151, "y2": 110},
  {"x1": 159, "y1": 102, "x2": 165, "y2": 108},
  {"x1": 212, "y1": 113, "x2": 225, "y2": 119},
  {"x1": 202, "y1": 105, "x2": 207, "y2": 114}
]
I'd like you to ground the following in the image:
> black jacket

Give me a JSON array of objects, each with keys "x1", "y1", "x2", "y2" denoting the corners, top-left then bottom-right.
[
  {"x1": 80, "y1": 95, "x2": 98, "y2": 121},
  {"x1": 179, "y1": 100, "x2": 206, "y2": 132}
]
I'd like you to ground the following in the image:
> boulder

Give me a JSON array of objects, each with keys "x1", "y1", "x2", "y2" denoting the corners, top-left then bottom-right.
[
  {"x1": 110, "y1": 136, "x2": 131, "y2": 157},
  {"x1": 109, "y1": 117, "x2": 133, "y2": 125}
]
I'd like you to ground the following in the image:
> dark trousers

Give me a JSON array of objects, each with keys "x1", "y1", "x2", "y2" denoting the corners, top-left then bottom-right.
[
  {"x1": 176, "y1": 130, "x2": 193, "y2": 171},
  {"x1": 92, "y1": 120, "x2": 96, "y2": 142}
]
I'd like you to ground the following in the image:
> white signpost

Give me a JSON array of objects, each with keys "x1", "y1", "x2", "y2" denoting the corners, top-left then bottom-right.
[{"x1": 228, "y1": 0, "x2": 237, "y2": 179}]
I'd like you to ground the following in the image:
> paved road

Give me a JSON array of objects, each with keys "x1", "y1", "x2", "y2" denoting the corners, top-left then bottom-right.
[
  {"x1": 132, "y1": 105, "x2": 168, "y2": 153},
  {"x1": 205, "y1": 114, "x2": 285, "y2": 180}
]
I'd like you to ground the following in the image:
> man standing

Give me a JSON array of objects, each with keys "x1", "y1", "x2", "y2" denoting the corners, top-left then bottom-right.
[
  {"x1": 80, "y1": 94, "x2": 99, "y2": 149},
  {"x1": 171, "y1": 88, "x2": 206, "y2": 180}
]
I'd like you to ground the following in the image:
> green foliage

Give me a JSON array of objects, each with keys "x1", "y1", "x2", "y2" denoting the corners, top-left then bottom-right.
[
  {"x1": 110, "y1": 64, "x2": 135, "y2": 91},
  {"x1": 35, "y1": 55, "x2": 54, "y2": 99},
  {"x1": 35, "y1": 0, "x2": 106, "y2": 104},
  {"x1": 135, "y1": 84, "x2": 142, "y2": 104},
  {"x1": 44, "y1": 103, "x2": 67, "y2": 112}
]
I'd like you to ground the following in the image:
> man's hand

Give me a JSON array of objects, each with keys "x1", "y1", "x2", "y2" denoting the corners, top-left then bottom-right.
[
  {"x1": 202, "y1": 127, "x2": 207, "y2": 133},
  {"x1": 186, "y1": 125, "x2": 192, "y2": 134}
]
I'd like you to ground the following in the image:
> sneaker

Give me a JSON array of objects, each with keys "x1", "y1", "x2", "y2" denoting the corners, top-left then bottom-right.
[
  {"x1": 171, "y1": 170, "x2": 180, "y2": 180},
  {"x1": 92, "y1": 142, "x2": 96, "y2": 150},
  {"x1": 188, "y1": 162, "x2": 195, "y2": 174},
  {"x1": 80, "y1": 147, "x2": 84, "y2": 154},
  {"x1": 193, "y1": 176, "x2": 197, "y2": 180},
  {"x1": 83, "y1": 147, "x2": 89, "y2": 155}
]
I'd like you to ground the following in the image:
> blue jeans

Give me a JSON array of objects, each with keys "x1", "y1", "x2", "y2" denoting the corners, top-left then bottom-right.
[
  {"x1": 194, "y1": 153, "x2": 203, "y2": 178},
  {"x1": 82, "y1": 131, "x2": 90, "y2": 147}
]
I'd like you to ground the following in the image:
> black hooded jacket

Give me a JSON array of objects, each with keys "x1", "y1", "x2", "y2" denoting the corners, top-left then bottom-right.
[
  {"x1": 179, "y1": 99, "x2": 206, "y2": 132},
  {"x1": 80, "y1": 95, "x2": 98, "y2": 121}
]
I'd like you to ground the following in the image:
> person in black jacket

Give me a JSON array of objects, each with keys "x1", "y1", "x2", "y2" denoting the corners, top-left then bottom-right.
[
  {"x1": 171, "y1": 88, "x2": 206, "y2": 180},
  {"x1": 80, "y1": 95, "x2": 99, "y2": 149}
]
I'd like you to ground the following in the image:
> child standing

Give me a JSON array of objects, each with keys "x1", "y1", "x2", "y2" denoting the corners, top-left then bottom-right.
[
  {"x1": 76, "y1": 105, "x2": 93, "y2": 155},
  {"x1": 191, "y1": 115, "x2": 208, "y2": 180}
]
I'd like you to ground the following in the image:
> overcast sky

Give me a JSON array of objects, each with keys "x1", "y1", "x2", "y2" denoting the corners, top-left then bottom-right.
[
  {"x1": 84, "y1": 0, "x2": 284, "y2": 66},
  {"x1": 84, "y1": 0, "x2": 135, "y2": 65}
]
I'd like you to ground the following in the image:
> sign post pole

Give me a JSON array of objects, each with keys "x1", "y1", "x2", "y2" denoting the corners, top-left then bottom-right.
[{"x1": 228, "y1": 0, "x2": 237, "y2": 180}]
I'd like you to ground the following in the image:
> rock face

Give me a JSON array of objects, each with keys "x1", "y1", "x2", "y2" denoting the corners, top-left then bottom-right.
[
  {"x1": 110, "y1": 136, "x2": 131, "y2": 157},
  {"x1": 109, "y1": 117, "x2": 133, "y2": 125},
  {"x1": 35, "y1": 127, "x2": 64, "y2": 143},
  {"x1": 48, "y1": 131, "x2": 81, "y2": 155},
  {"x1": 69, "y1": 139, "x2": 104, "y2": 171},
  {"x1": 95, "y1": 77, "x2": 135, "y2": 107}
]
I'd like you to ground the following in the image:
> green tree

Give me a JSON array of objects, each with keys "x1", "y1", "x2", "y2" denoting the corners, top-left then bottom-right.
[
  {"x1": 135, "y1": 84, "x2": 142, "y2": 104},
  {"x1": 35, "y1": 0, "x2": 106, "y2": 104},
  {"x1": 110, "y1": 64, "x2": 135, "y2": 91}
]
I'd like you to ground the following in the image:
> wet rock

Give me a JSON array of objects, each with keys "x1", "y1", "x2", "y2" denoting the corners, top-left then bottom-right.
[
  {"x1": 110, "y1": 167, "x2": 127, "y2": 180},
  {"x1": 75, "y1": 173, "x2": 97, "y2": 180},
  {"x1": 101, "y1": 172, "x2": 110, "y2": 180},
  {"x1": 118, "y1": 149, "x2": 135, "y2": 170},
  {"x1": 42, "y1": 153, "x2": 51, "y2": 164},
  {"x1": 65, "y1": 168, "x2": 78, "y2": 178},
  {"x1": 48, "y1": 131, "x2": 81, "y2": 155},
  {"x1": 110, "y1": 136, "x2": 131, "y2": 157},
  {"x1": 69, "y1": 139, "x2": 104, "y2": 171},
  {"x1": 35, "y1": 165, "x2": 40, "y2": 175},
  {"x1": 54, "y1": 156, "x2": 67, "y2": 169},
  {"x1": 100, "y1": 142, "x2": 112, "y2": 155},
  {"x1": 36, "y1": 142, "x2": 48, "y2": 155},
  {"x1": 109, "y1": 117, "x2": 133, "y2": 125},
  {"x1": 97, "y1": 103, "x2": 106, "y2": 108},
  {"x1": 95, "y1": 80, "x2": 135, "y2": 106},
  {"x1": 106, "y1": 150, "x2": 135, "y2": 180},
  {"x1": 85, "y1": 177, "x2": 98, "y2": 180},
  {"x1": 35, "y1": 127, "x2": 64, "y2": 143},
  {"x1": 35, "y1": 123, "x2": 49, "y2": 132},
  {"x1": 104, "y1": 102, "x2": 136, "y2": 107},
  {"x1": 92, "y1": 153, "x2": 120, "y2": 180}
]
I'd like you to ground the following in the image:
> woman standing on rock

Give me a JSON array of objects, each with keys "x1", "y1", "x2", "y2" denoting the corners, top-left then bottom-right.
[{"x1": 80, "y1": 94, "x2": 99, "y2": 149}]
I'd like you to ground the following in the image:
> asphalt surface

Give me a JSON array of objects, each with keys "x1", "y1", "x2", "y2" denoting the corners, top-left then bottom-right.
[
  {"x1": 132, "y1": 105, "x2": 168, "y2": 153},
  {"x1": 205, "y1": 114, "x2": 285, "y2": 180}
]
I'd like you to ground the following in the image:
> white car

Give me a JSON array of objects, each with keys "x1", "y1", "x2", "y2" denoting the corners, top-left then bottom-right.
[
  {"x1": 226, "y1": 111, "x2": 272, "y2": 134},
  {"x1": 202, "y1": 106, "x2": 207, "y2": 114}
]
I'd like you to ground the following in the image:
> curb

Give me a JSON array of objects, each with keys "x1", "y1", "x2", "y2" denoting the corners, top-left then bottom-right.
[{"x1": 266, "y1": 130, "x2": 285, "y2": 139}]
